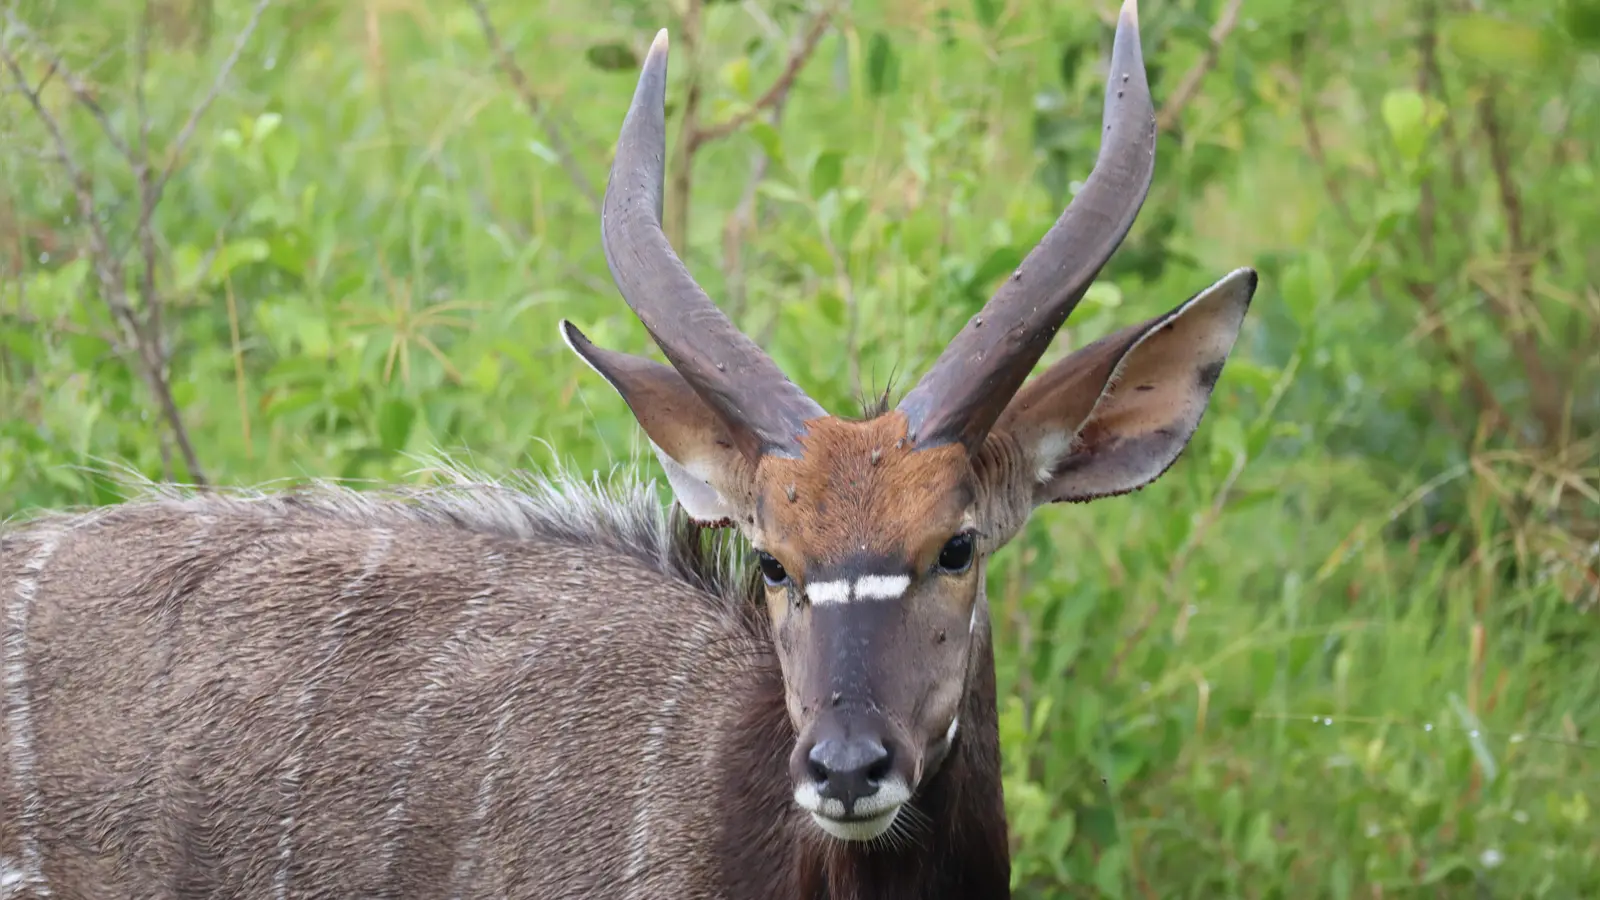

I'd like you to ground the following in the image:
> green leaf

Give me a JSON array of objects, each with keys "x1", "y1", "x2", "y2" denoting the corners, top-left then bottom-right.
[
  {"x1": 208, "y1": 238, "x2": 271, "y2": 286},
  {"x1": 866, "y1": 32, "x2": 899, "y2": 97},
  {"x1": 376, "y1": 398, "x2": 416, "y2": 452},
  {"x1": 809, "y1": 149, "x2": 844, "y2": 200},
  {"x1": 1219, "y1": 785, "x2": 1244, "y2": 839},
  {"x1": 1082, "y1": 281, "x2": 1123, "y2": 310},
  {"x1": 748, "y1": 120, "x2": 785, "y2": 168},
  {"x1": 838, "y1": 195, "x2": 868, "y2": 246},
  {"x1": 757, "y1": 180, "x2": 803, "y2": 205},
  {"x1": 585, "y1": 41, "x2": 640, "y2": 72},
  {"x1": 469, "y1": 355, "x2": 501, "y2": 393},
  {"x1": 527, "y1": 140, "x2": 560, "y2": 165},
  {"x1": 816, "y1": 290, "x2": 845, "y2": 326},
  {"x1": 1092, "y1": 841, "x2": 1126, "y2": 899},
  {"x1": 972, "y1": 0, "x2": 1001, "y2": 29},
  {"x1": 719, "y1": 56, "x2": 752, "y2": 97},
  {"x1": 1243, "y1": 811, "x2": 1278, "y2": 867},
  {"x1": 1416, "y1": 855, "x2": 1472, "y2": 885},
  {"x1": 969, "y1": 245, "x2": 1022, "y2": 290},
  {"x1": 1380, "y1": 88, "x2": 1429, "y2": 163},
  {"x1": 252, "y1": 111, "x2": 283, "y2": 143},
  {"x1": 1564, "y1": 0, "x2": 1600, "y2": 47}
]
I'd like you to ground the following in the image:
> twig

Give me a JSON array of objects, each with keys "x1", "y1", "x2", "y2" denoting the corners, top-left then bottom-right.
[
  {"x1": 670, "y1": 1, "x2": 835, "y2": 248},
  {"x1": 688, "y1": 8, "x2": 835, "y2": 150},
  {"x1": 667, "y1": 0, "x2": 707, "y2": 250},
  {"x1": 722, "y1": 18, "x2": 810, "y2": 318},
  {"x1": 1154, "y1": 0, "x2": 1242, "y2": 133},
  {"x1": 135, "y1": 0, "x2": 163, "y2": 358},
  {"x1": 1476, "y1": 89, "x2": 1566, "y2": 446},
  {"x1": 1288, "y1": 38, "x2": 1356, "y2": 230},
  {"x1": 466, "y1": 0, "x2": 600, "y2": 213},
  {"x1": 0, "y1": 44, "x2": 128, "y2": 324},
  {"x1": 0, "y1": 11, "x2": 133, "y2": 160},
  {"x1": 1404, "y1": 0, "x2": 1497, "y2": 432},
  {"x1": 148, "y1": 0, "x2": 271, "y2": 209}
]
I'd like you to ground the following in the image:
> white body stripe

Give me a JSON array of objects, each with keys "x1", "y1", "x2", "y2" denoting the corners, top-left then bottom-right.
[
  {"x1": 808, "y1": 575, "x2": 911, "y2": 605},
  {"x1": 275, "y1": 529, "x2": 393, "y2": 900},
  {"x1": 6, "y1": 529, "x2": 62, "y2": 898}
]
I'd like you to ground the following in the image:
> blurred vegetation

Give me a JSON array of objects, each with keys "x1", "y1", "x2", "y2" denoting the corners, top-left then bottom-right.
[{"x1": 2, "y1": 0, "x2": 1598, "y2": 895}]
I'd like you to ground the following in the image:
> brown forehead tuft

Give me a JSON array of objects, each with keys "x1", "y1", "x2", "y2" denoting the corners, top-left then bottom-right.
[{"x1": 756, "y1": 412, "x2": 971, "y2": 567}]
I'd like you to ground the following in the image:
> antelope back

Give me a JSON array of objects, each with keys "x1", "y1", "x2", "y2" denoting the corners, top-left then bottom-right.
[{"x1": 0, "y1": 476, "x2": 773, "y2": 899}]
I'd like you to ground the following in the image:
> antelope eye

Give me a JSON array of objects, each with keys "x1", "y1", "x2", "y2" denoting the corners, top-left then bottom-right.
[
  {"x1": 757, "y1": 551, "x2": 789, "y2": 586},
  {"x1": 937, "y1": 532, "x2": 976, "y2": 574}
]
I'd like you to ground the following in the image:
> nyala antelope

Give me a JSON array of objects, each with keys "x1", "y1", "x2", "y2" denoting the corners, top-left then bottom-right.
[{"x1": 0, "y1": 2, "x2": 1255, "y2": 897}]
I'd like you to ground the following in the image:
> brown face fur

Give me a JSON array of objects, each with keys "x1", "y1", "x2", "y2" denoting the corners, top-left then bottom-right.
[{"x1": 748, "y1": 413, "x2": 983, "y2": 806}]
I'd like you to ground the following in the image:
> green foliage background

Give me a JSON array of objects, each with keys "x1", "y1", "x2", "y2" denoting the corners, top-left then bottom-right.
[{"x1": 2, "y1": 0, "x2": 1598, "y2": 895}]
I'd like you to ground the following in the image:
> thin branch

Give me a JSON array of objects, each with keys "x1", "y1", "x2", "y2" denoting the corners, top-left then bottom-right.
[
  {"x1": 722, "y1": 16, "x2": 812, "y2": 319},
  {"x1": 1283, "y1": 29, "x2": 1368, "y2": 234},
  {"x1": 688, "y1": 7, "x2": 835, "y2": 150},
  {"x1": 670, "y1": 1, "x2": 835, "y2": 248},
  {"x1": 1476, "y1": 89, "x2": 1566, "y2": 446},
  {"x1": 1154, "y1": 0, "x2": 1243, "y2": 133},
  {"x1": 1, "y1": 10, "x2": 134, "y2": 160},
  {"x1": 466, "y1": 0, "x2": 600, "y2": 213},
  {"x1": 667, "y1": 0, "x2": 707, "y2": 250},
  {"x1": 0, "y1": 42, "x2": 127, "y2": 320},
  {"x1": 135, "y1": 0, "x2": 163, "y2": 356},
  {"x1": 148, "y1": 0, "x2": 271, "y2": 209}
]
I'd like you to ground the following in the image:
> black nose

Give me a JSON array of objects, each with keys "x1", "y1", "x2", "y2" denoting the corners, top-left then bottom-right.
[{"x1": 806, "y1": 737, "x2": 893, "y2": 813}]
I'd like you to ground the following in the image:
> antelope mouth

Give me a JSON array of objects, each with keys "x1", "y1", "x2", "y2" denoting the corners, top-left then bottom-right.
[
  {"x1": 809, "y1": 806, "x2": 902, "y2": 842},
  {"x1": 793, "y1": 779, "x2": 911, "y2": 843}
]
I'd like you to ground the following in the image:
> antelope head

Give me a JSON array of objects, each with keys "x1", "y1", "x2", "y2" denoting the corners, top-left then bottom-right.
[{"x1": 563, "y1": 0, "x2": 1257, "y2": 843}]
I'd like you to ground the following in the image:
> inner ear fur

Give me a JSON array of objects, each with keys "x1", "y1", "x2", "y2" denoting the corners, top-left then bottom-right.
[
  {"x1": 561, "y1": 321, "x2": 754, "y2": 526},
  {"x1": 993, "y1": 267, "x2": 1257, "y2": 506}
]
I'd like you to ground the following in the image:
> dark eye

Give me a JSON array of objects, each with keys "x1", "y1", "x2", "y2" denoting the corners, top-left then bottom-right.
[
  {"x1": 757, "y1": 551, "x2": 789, "y2": 586},
  {"x1": 937, "y1": 532, "x2": 975, "y2": 574}
]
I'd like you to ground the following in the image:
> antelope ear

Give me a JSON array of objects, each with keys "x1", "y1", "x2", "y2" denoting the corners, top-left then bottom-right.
[
  {"x1": 562, "y1": 321, "x2": 753, "y2": 527},
  {"x1": 992, "y1": 267, "x2": 1257, "y2": 506}
]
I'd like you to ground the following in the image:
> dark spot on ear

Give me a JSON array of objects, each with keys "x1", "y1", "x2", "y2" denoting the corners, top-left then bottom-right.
[
  {"x1": 936, "y1": 630, "x2": 947, "y2": 644},
  {"x1": 715, "y1": 439, "x2": 733, "y2": 449},
  {"x1": 1197, "y1": 359, "x2": 1225, "y2": 391},
  {"x1": 1135, "y1": 384, "x2": 1155, "y2": 392}
]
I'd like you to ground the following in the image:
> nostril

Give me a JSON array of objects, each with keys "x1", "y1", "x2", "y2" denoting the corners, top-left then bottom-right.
[
  {"x1": 806, "y1": 752, "x2": 830, "y2": 785},
  {"x1": 864, "y1": 744, "x2": 893, "y2": 784}
]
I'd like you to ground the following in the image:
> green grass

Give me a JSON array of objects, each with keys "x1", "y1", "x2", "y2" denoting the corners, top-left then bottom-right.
[{"x1": 1, "y1": 0, "x2": 1597, "y2": 895}]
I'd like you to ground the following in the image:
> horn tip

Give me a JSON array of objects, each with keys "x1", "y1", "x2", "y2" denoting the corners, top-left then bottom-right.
[
  {"x1": 1119, "y1": 0, "x2": 1139, "y2": 28},
  {"x1": 650, "y1": 28, "x2": 670, "y2": 56},
  {"x1": 1241, "y1": 267, "x2": 1259, "y2": 294},
  {"x1": 558, "y1": 319, "x2": 590, "y2": 351}
]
